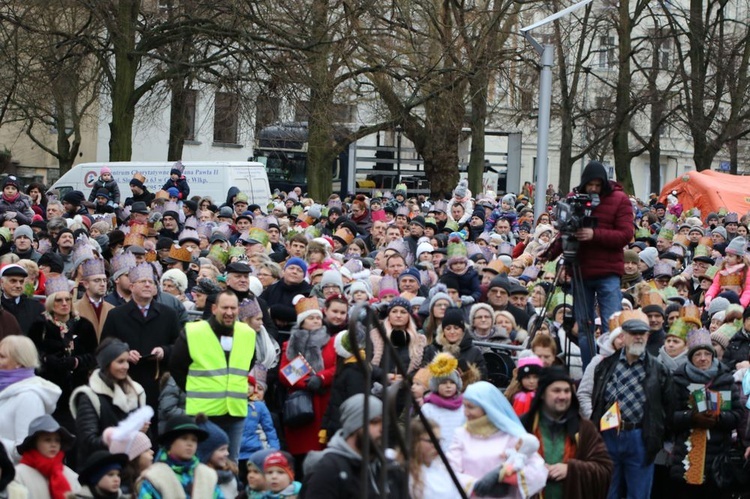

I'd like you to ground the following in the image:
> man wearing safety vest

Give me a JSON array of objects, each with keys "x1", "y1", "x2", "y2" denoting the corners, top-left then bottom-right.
[{"x1": 170, "y1": 290, "x2": 256, "y2": 461}]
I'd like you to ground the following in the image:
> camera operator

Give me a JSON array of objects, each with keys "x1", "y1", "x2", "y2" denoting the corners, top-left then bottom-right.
[{"x1": 543, "y1": 161, "x2": 634, "y2": 367}]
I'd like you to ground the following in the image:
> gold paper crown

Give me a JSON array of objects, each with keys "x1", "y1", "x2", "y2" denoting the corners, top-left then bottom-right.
[
  {"x1": 129, "y1": 224, "x2": 150, "y2": 237},
  {"x1": 640, "y1": 290, "x2": 665, "y2": 308},
  {"x1": 168, "y1": 244, "x2": 193, "y2": 263},
  {"x1": 333, "y1": 228, "x2": 354, "y2": 246},
  {"x1": 294, "y1": 296, "x2": 320, "y2": 317},
  {"x1": 133, "y1": 172, "x2": 147, "y2": 184},
  {"x1": 698, "y1": 236, "x2": 714, "y2": 248},
  {"x1": 680, "y1": 304, "x2": 702, "y2": 327},
  {"x1": 617, "y1": 309, "x2": 649, "y2": 327},
  {"x1": 673, "y1": 234, "x2": 690, "y2": 249},
  {"x1": 123, "y1": 232, "x2": 145, "y2": 248},
  {"x1": 720, "y1": 274, "x2": 743, "y2": 287},
  {"x1": 486, "y1": 259, "x2": 509, "y2": 275}
]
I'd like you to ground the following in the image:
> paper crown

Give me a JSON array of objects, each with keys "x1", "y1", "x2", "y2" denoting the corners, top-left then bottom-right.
[
  {"x1": 81, "y1": 258, "x2": 106, "y2": 279},
  {"x1": 163, "y1": 201, "x2": 180, "y2": 214},
  {"x1": 123, "y1": 231, "x2": 145, "y2": 248},
  {"x1": 184, "y1": 216, "x2": 198, "y2": 230},
  {"x1": 289, "y1": 205, "x2": 303, "y2": 217},
  {"x1": 155, "y1": 190, "x2": 169, "y2": 200},
  {"x1": 213, "y1": 223, "x2": 232, "y2": 239},
  {"x1": 331, "y1": 228, "x2": 354, "y2": 247},
  {"x1": 652, "y1": 262, "x2": 673, "y2": 278},
  {"x1": 693, "y1": 245, "x2": 712, "y2": 259},
  {"x1": 71, "y1": 238, "x2": 96, "y2": 267},
  {"x1": 238, "y1": 298, "x2": 262, "y2": 321},
  {"x1": 132, "y1": 172, "x2": 147, "y2": 184},
  {"x1": 617, "y1": 309, "x2": 649, "y2": 328},
  {"x1": 447, "y1": 240, "x2": 468, "y2": 260},
  {"x1": 171, "y1": 160, "x2": 185, "y2": 174},
  {"x1": 724, "y1": 212, "x2": 739, "y2": 224},
  {"x1": 640, "y1": 290, "x2": 665, "y2": 308},
  {"x1": 432, "y1": 200, "x2": 448, "y2": 213},
  {"x1": 37, "y1": 239, "x2": 52, "y2": 254},
  {"x1": 667, "y1": 318, "x2": 691, "y2": 342},
  {"x1": 293, "y1": 295, "x2": 320, "y2": 319},
  {"x1": 424, "y1": 217, "x2": 438, "y2": 229},
  {"x1": 442, "y1": 220, "x2": 459, "y2": 233},
  {"x1": 486, "y1": 259, "x2": 510, "y2": 275},
  {"x1": 395, "y1": 206, "x2": 410, "y2": 217},
  {"x1": 252, "y1": 216, "x2": 270, "y2": 232},
  {"x1": 698, "y1": 236, "x2": 714, "y2": 248},
  {"x1": 178, "y1": 229, "x2": 200, "y2": 245},
  {"x1": 686, "y1": 328, "x2": 712, "y2": 352},
  {"x1": 680, "y1": 304, "x2": 702, "y2": 327},
  {"x1": 394, "y1": 183, "x2": 407, "y2": 194},
  {"x1": 658, "y1": 227, "x2": 674, "y2": 241},
  {"x1": 208, "y1": 245, "x2": 230, "y2": 265},
  {"x1": 543, "y1": 260, "x2": 557, "y2": 275},
  {"x1": 229, "y1": 246, "x2": 246, "y2": 259},
  {"x1": 45, "y1": 275, "x2": 72, "y2": 296},
  {"x1": 497, "y1": 242, "x2": 514, "y2": 256},
  {"x1": 128, "y1": 262, "x2": 155, "y2": 283},
  {"x1": 168, "y1": 244, "x2": 193, "y2": 263},
  {"x1": 111, "y1": 252, "x2": 137, "y2": 278},
  {"x1": 672, "y1": 234, "x2": 690, "y2": 249},
  {"x1": 195, "y1": 225, "x2": 212, "y2": 239},
  {"x1": 635, "y1": 227, "x2": 652, "y2": 239},
  {"x1": 248, "y1": 228, "x2": 270, "y2": 247},
  {"x1": 704, "y1": 265, "x2": 719, "y2": 280}
]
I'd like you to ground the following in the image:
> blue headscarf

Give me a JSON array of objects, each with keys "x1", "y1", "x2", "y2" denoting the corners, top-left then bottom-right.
[{"x1": 463, "y1": 381, "x2": 526, "y2": 438}]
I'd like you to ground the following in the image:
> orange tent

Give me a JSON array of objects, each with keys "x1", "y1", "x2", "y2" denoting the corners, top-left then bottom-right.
[{"x1": 660, "y1": 170, "x2": 750, "y2": 217}]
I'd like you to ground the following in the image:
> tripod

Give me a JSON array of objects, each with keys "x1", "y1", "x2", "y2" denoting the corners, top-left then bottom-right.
[{"x1": 530, "y1": 239, "x2": 597, "y2": 371}]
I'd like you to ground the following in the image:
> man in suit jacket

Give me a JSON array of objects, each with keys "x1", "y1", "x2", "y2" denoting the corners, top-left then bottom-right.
[
  {"x1": 101, "y1": 262, "x2": 180, "y2": 434},
  {"x1": 75, "y1": 258, "x2": 113, "y2": 342}
]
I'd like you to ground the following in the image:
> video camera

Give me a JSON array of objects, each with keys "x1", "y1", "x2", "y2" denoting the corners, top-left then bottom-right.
[{"x1": 553, "y1": 193, "x2": 600, "y2": 261}]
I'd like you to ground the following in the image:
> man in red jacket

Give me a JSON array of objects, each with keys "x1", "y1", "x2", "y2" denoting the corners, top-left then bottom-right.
[{"x1": 545, "y1": 161, "x2": 634, "y2": 367}]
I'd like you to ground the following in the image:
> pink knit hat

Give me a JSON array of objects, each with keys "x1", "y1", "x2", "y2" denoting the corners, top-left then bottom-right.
[
  {"x1": 106, "y1": 430, "x2": 152, "y2": 461},
  {"x1": 100, "y1": 167, "x2": 112, "y2": 175}
]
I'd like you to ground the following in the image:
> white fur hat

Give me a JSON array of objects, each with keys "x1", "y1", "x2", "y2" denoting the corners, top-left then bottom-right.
[{"x1": 161, "y1": 269, "x2": 188, "y2": 294}]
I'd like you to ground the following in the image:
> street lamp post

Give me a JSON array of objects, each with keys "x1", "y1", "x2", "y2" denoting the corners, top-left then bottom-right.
[{"x1": 521, "y1": 0, "x2": 594, "y2": 219}]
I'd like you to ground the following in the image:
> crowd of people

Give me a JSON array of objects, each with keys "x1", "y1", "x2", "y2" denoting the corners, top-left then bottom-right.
[{"x1": 0, "y1": 160, "x2": 746, "y2": 498}]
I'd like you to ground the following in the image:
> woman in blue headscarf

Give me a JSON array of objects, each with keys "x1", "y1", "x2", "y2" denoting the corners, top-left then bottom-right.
[{"x1": 447, "y1": 381, "x2": 548, "y2": 499}]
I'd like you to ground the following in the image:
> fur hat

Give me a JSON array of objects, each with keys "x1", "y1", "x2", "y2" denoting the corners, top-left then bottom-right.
[
  {"x1": 428, "y1": 352, "x2": 463, "y2": 392},
  {"x1": 161, "y1": 269, "x2": 188, "y2": 294}
]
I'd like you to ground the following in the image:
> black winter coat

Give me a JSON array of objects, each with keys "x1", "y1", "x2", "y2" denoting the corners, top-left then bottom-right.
[
  {"x1": 669, "y1": 362, "x2": 742, "y2": 484},
  {"x1": 260, "y1": 279, "x2": 313, "y2": 329},
  {"x1": 88, "y1": 178, "x2": 121, "y2": 204},
  {"x1": 321, "y1": 361, "x2": 383, "y2": 437},
  {"x1": 1, "y1": 295, "x2": 45, "y2": 336},
  {"x1": 124, "y1": 189, "x2": 155, "y2": 207},
  {"x1": 101, "y1": 300, "x2": 180, "y2": 413},
  {"x1": 161, "y1": 178, "x2": 190, "y2": 200},
  {"x1": 591, "y1": 352, "x2": 674, "y2": 463},
  {"x1": 722, "y1": 329, "x2": 750, "y2": 369},
  {"x1": 422, "y1": 332, "x2": 488, "y2": 379},
  {"x1": 33, "y1": 317, "x2": 98, "y2": 409},
  {"x1": 71, "y1": 370, "x2": 147, "y2": 465}
]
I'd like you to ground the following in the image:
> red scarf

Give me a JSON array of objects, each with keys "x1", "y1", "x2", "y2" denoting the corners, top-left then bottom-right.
[{"x1": 20, "y1": 449, "x2": 72, "y2": 499}]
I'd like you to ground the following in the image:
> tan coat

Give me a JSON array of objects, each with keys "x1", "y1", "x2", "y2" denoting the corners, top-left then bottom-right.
[{"x1": 75, "y1": 296, "x2": 114, "y2": 342}]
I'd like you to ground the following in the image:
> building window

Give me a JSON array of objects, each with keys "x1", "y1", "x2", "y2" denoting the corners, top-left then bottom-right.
[
  {"x1": 657, "y1": 38, "x2": 671, "y2": 69},
  {"x1": 598, "y1": 35, "x2": 616, "y2": 69},
  {"x1": 185, "y1": 90, "x2": 197, "y2": 141},
  {"x1": 214, "y1": 92, "x2": 239, "y2": 144},
  {"x1": 294, "y1": 100, "x2": 356, "y2": 123}
]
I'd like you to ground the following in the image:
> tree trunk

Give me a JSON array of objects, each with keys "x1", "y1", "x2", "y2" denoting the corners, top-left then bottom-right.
[
  {"x1": 729, "y1": 138, "x2": 738, "y2": 174},
  {"x1": 612, "y1": 0, "x2": 634, "y2": 193},
  {"x1": 167, "y1": 79, "x2": 189, "y2": 161},
  {"x1": 108, "y1": 0, "x2": 139, "y2": 161},
  {"x1": 468, "y1": 71, "x2": 487, "y2": 196}
]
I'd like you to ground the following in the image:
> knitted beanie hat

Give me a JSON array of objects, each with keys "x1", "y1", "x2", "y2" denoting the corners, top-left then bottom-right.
[{"x1": 195, "y1": 414, "x2": 230, "y2": 464}]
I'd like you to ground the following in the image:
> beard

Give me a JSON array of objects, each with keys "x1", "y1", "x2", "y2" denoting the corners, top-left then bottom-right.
[
  {"x1": 354, "y1": 430, "x2": 381, "y2": 458},
  {"x1": 627, "y1": 342, "x2": 646, "y2": 357}
]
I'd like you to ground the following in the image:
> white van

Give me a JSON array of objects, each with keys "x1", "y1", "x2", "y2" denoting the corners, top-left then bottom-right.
[{"x1": 50, "y1": 161, "x2": 271, "y2": 206}]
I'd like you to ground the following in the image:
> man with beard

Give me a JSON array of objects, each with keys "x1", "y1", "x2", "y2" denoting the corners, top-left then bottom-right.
[
  {"x1": 640, "y1": 291, "x2": 666, "y2": 356},
  {"x1": 159, "y1": 210, "x2": 181, "y2": 240},
  {"x1": 170, "y1": 291, "x2": 255, "y2": 461},
  {"x1": 74, "y1": 257, "x2": 113, "y2": 341},
  {"x1": 301, "y1": 394, "x2": 402, "y2": 499},
  {"x1": 124, "y1": 175, "x2": 155, "y2": 207},
  {"x1": 225, "y1": 261, "x2": 276, "y2": 337},
  {"x1": 521, "y1": 368, "x2": 612, "y2": 499},
  {"x1": 591, "y1": 310, "x2": 673, "y2": 499},
  {"x1": 55, "y1": 228, "x2": 76, "y2": 275}
]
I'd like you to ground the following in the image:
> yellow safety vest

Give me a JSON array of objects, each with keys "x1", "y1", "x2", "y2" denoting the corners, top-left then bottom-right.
[{"x1": 185, "y1": 320, "x2": 256, "y2": 417}]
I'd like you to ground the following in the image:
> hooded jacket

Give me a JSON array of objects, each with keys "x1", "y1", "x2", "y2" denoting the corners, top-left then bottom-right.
[
  {"x1": 546, "y1": 161, "x2": 634, "y2": 280},
  {"x1": 0, "y1": 376, "x2": 61, "y2": 463},
  {"x1": 301, "y1": 430, "x2": 402, "y2": 499}
]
